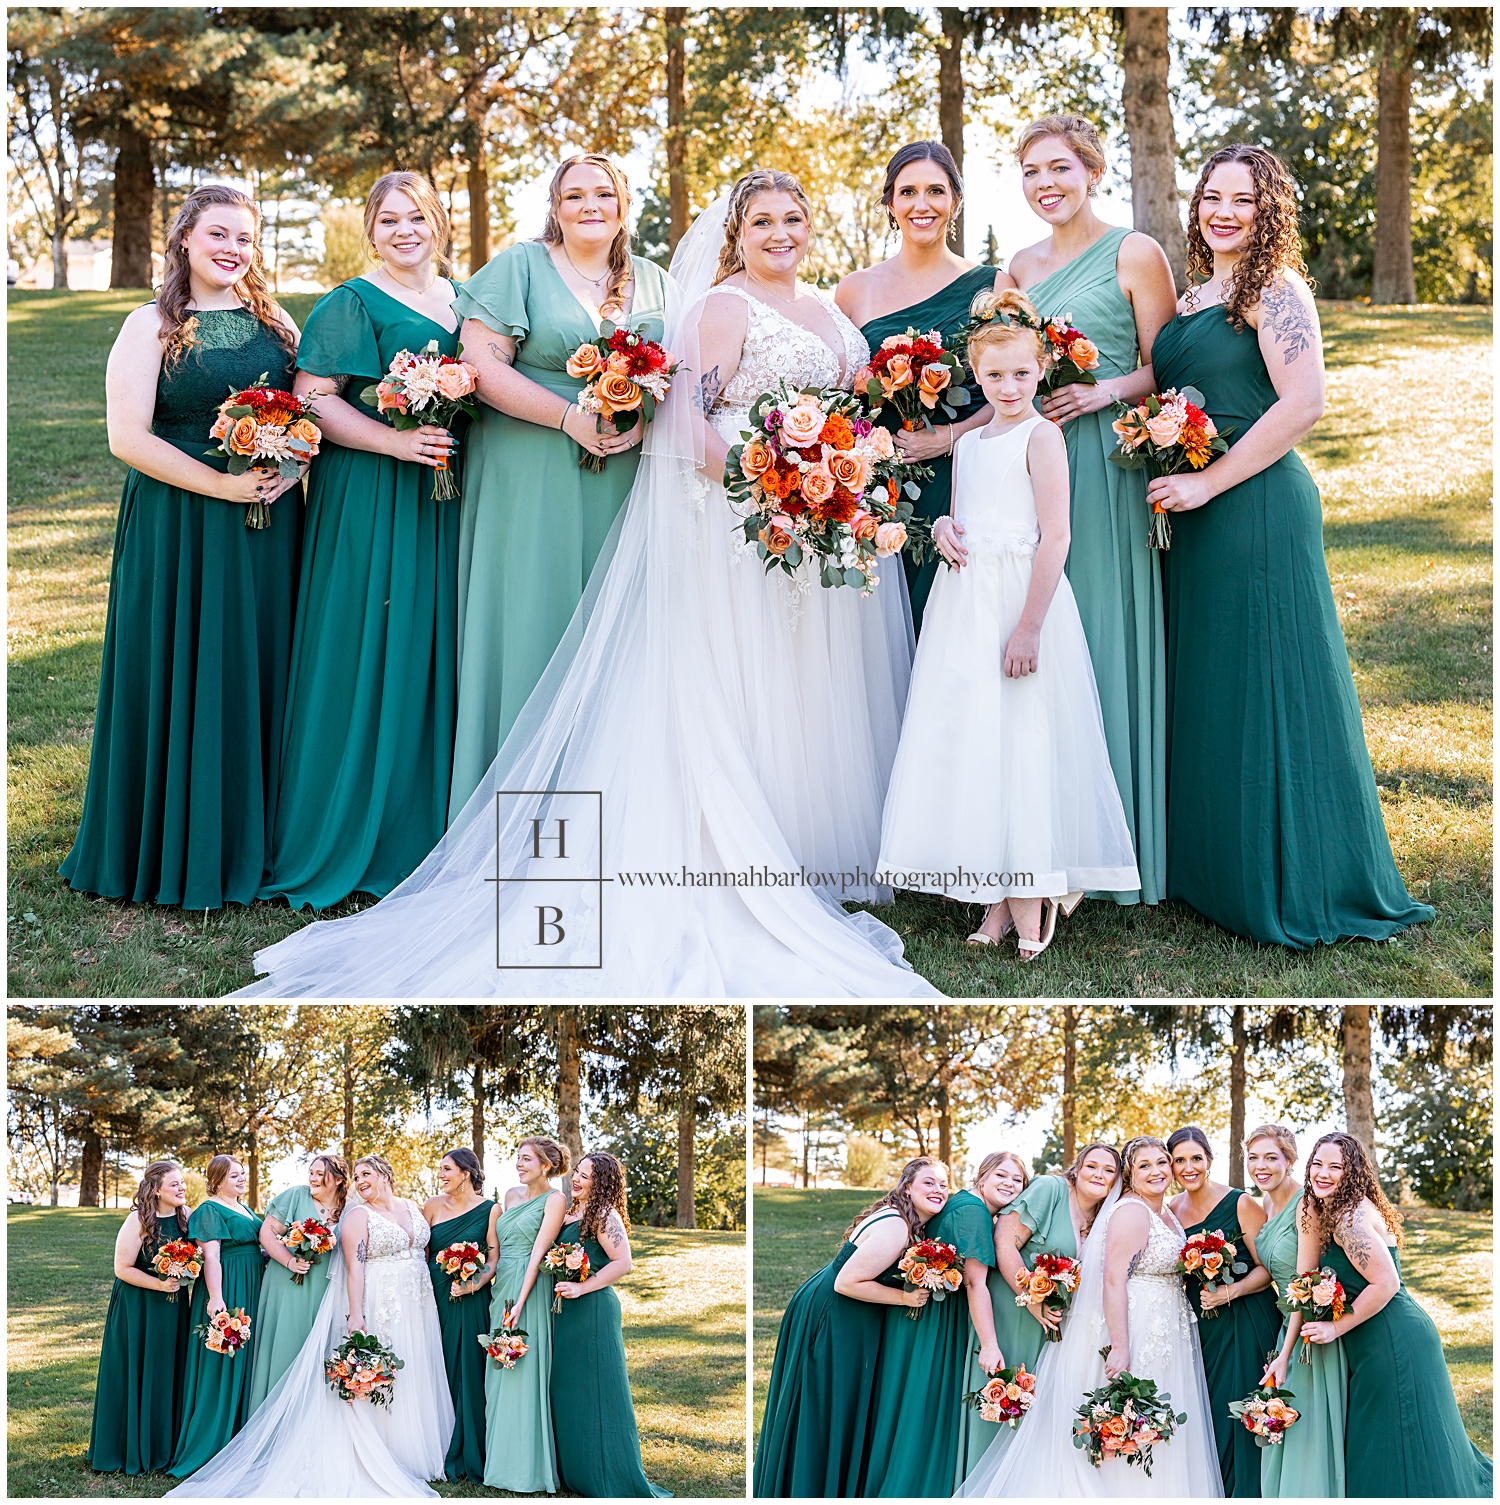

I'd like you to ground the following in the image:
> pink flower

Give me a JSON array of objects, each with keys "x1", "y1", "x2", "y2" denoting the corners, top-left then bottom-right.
[
  {"x1": 564, "y1": 1248, "x2": 586, "y2": 1271},
  {"x1": 779, "y1": 402, "x2": 826, "y2": 448},
  {"x1": 210, "y1": 411, "x2": 233, "y2": 440},
  {"x1": 865, "y1": 427, "x2": 896, "y2": 461},
  {"x1": 1312, "y1": 1280, "x2": 1338, "y2": 1306},
  {"x1": 376, "y1": 383, "x2": 408, "y2": 416},
  {"x1": 435, "y1": 363, "x2": 476, "y2": 400},
  {"x1": 874, "y1": 521, "x2": 907, "y2": 557},
  {"x1": 799, "y1": 464, "x2": 836, "y2": 506},
  {"x1": 1146, "y1": 410, "x2": 1185, "y2": 447}
]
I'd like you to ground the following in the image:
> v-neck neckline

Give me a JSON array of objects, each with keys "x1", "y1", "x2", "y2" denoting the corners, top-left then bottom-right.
[
  {"x1": 369, "y1": 1199, "x2": 415, "y2": 1243},
  {"x1": 734, "y1": 285, "x2": 850, "y2": 384},
  {"x1": 210, "y1": 1197, "x2": 258, "y2": 1223},
  {"x1": 356, "y1": 275, "x2": 459, "y2": 336},
  {"x1": 540, "y1": 244, "x2": 635, "y2": 334}
]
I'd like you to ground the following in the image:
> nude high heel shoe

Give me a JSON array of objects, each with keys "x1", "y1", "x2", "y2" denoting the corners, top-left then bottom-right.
[
  {"x1": 1017, "y1": 892, "x2": 1085, "y2": 961},
  {"x1": 966, "y1": 901, "x2": 1015, "y2": 947}
]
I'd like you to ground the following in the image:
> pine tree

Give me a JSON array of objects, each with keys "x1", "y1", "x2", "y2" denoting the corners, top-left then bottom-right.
[{"x1": 981, "y1": 224, "x2": 1000, "y2": 267}]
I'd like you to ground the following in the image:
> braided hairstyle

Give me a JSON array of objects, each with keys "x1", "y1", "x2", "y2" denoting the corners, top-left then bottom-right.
[
  {"x1": 540, "y1": 154, "x2": 634, "y2": 321},
  {"x1": 712, "y1": 169, "x2": 814, "y2": 286},
  {"x1": 133, "y1": 1160, "x2": 189, "y2": 1252},
  {"x1": 310, "y1": 1154, "x2": 350, "y2": 1218},
  {"x1": 353, "y1": 1154, "x2": 397, "y2": 1194},
  {"x1": 1301, "y1": 1132, "x2": 1404, "y2": 1253},
  {"x1": 843, "y1": 1155, "x2": 949, "y2": 1244},
  {"x1": 575, "y1": 1152, "x2": 630, "y2": 1246}
]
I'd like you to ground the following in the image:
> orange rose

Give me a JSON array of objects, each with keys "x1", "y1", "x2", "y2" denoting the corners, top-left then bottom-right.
[
  {"x1": 943, "y1": 1267, "x2": 963, "y2": 1290},
  {"x1": 227, "y1": 416, "x2": 259, "y2": 456},
  {"x1": 209, "y1": 411, "x2": 232, "y2": 440},
  {"x1": 597, "y1": 373, "x2": 643, "y2": 418},
  {"x1": 874, "y1": 521, "x2": 906, "y2": 556},
  {"x1": 759, "y1": 518, "x2": 794, "y2": 555},
  {"x1": 1016, "y1": 1371, "x2": 1036, "y2": 1392},
  {"x1": 1182, "y1": 1247, "x2": 1202, "y2": 1272},
  {"x1": 376, "y1": 383, "x2": 408, "y2": 416},
  {"x1": 1101, "y1": 1414, "x2": 1129, "y2": 1438},
  {"x1": 435, "y1": 363, "x2": 476, "y2": 400},
  {"x1": 827, "y1": 450, "x2": 869, "y2": 493},
  {"x1": 917, "y1": 362, "x2": 952, "y2": 408},
  {"x1": 799, "y1": 464, "x2": 836, "y2": 506},
  {"x1": 1068, "y1": 336, "x2": 1099, "y2": 370},
  {"x1": 779, "y1": 402, "x2": 826, "y2": 448},
  {"x1": 1028, "y1": 1274, "x2": 1057, "y2": 1300},
  {"x1": 287, "y1": 418, "x2": 321, "y2": 449},
  {"x1": 740, "y1": 438, "x2": 775, "y2": 481},
  {"x1": 880, "y1": 353, "x2": 914, "y2": 396},
  {"x1": 848, "y1": 509, "x2": 879, "y2": 542},
  {"x1": 566, "y1": 343, "x2": 605, "y2": 379},
  {"x1": 865, "y1": 426, "x2": 896, "y2": 461},
  {"x1": 606, "y1": 350, "x2": 633, "y2": 376},
  {"x1": 1146, "y1": 410, "x2": 1185, "y2": 447},
  {"x1": 1201, "y1": 1252, "x2": 1224, "y2": 1277},
  {"x1": 819, "y1": 413, "x2": 855, "y2": 450}
]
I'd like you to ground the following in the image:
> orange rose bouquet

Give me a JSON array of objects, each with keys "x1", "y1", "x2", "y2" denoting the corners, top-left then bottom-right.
[
  {"x1": 1073, "y1": 1347, "x2": 1187, "y2": 1476},
  {"x1": 543, "y1": 1240, "x2": 591, "y2": 1313},
  {"x1": 896, "y1": 1237, "x2": 962, "y2": 1319},
  {"x1": 477, "y1": 1327, "x2": 530, "y2": 1369},
  {"x1": 1276, "y1": 1268, "x2": 1346, "y2": 1362},
  {"x1": 150, "y1": 1238, "x2": 202, "y2": 1303},
  {"x1": 206, "y1": 375, "x2": 321, "y2": 529},
  {"x1": 360, "y1": 339, "x2": 479, "y2": 500},
  {"x1": 192, "y1": 1306, "x2": 252, "y2": 1357},
  {"x1": 855, "y1": 328, "x2": 970, "y2": 433},
  {"x1": 1108, "y1": 385, "x2": 1232, "y2": 550},
  {"x1": 1039, "y1": 315, "x2": 1100, "y2": 396},
  {"x1": 278, "y1": 1217, "x2": 336, "y2": 1285},
  {"x1": 1175, "y1": 1230, "x2": 1250, "y2": 1319},
  {"x1": 435, "y1": 1241, "x2": 485, "y2": 1300},
  {"x1": 963, "y1": 1361, "x2": 1037, "y2": 1427},
  {"x1": 565, "y1": 321, "x2": 682, "y2": 474},
  {"x1": 324, "y1": 1330, "x2": 403, "y2": 1407},
  {"x1": 1014, "y1": 1249, "x2": 1083, "y2": 1342},
  {"x1": 1228, "y1": 1380, "x2": 1300, "y2": 1445}
]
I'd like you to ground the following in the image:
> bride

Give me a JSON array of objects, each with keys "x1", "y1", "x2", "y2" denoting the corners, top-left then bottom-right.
[
  {"x1": 959, "y1": 1136, "x2": 1222, "y2": 1499},
  {"x1": 241, "y1": 169, "x2": 936, "y2": 997},
  {"x1": 165, "y1": 1156, "x2": 452, "y2": 1498}
]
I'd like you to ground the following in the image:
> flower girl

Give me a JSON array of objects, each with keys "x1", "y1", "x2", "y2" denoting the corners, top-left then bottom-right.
[{"x1": 877, "y1": 289, "x2": 1138, "y2": 959}]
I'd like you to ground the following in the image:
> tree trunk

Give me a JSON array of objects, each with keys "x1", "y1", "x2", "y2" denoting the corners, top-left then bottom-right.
[
  {"x1": 343, "y1": 1038, "x2": 355, "y2": 1161},
  {"x1": 1229, "y1": 1006, "x2": 1246, "y2": 1190},
  {"x1": 467, "y1": 149, "x2": 489, "y2": 274},
  {"x1": 802, "y1": 1112, "x2": 811, "y2": 1189},
  {"x1": 248, "y1": 1130, "x2": 260, "y2": 1209},
  {"x1": 666, "y1": 7, "x2": 689, "y2": 252},
  {"x1": 110, "y1": 120, "x2": 155, "y2": 288},
  {"x1": 471, "y1": 1060, "x2": 485, "y2": 1160},
  {"x1": 939, "y1": 6, "x2": 966, "y2": 253},
  {"x1": 79, "y1": 1128, "x2": 104, "y2": 1208},
  {"x1": 51, "y1": 224, "x2": 69, "y2": 291},
  {"x1": 1341, "y1": 1006, "x2": 1379, "y2": 1176},
  {"x1": 1120, "y1": 8, "x2": 1185, "y2": 290},
  {"x1": 676, "y1": 1095, "x2": 697, "y2": 1228},
  {"x1": 1062, "y1": 1005, "x2": 1078, "y2": 1164},
  {"x1": 1372, "y1": 49, "x2": 1416, "y2": 304},
  {"x1": 556, "y1": 1011, "x2": 582, "y2": 1167}
]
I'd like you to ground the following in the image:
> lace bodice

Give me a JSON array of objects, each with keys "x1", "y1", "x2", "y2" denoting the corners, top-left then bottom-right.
[
  {"x1": 1132, "y1": 1200, "x2": 1188, "y2": 1277},
  {"x1": 1090, "y1": 1197, "x2": 1197, "y2": 1382},
  {"x1": 359, "y1": 1199, "x2": 433, "y2": 1337},
  {"x1": 364, "y1": 1199, "x2": 430, "y2": 1262}
]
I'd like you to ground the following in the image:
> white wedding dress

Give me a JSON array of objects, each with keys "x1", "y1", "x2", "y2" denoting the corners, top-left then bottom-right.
[
  {"x1": 958, "y1": 1189, "x2": 1222, "y2": 1499},
  {"x1": 165, "y1": 1199, "x2": 452, "y2": 1498}
]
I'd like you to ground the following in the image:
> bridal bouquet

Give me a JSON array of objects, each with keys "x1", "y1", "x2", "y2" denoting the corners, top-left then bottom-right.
[
  {"x1": 435, "y1": 1241, "x2": 485, "y2": 1299},
  {"x1": 1074, "y1": 1348, "x2": 1187, "y2": 1476},
  {"x1": 361, "y1": 339, "x2": 480, "y2": 500},
  {"x1": 566, "y1": 322, "x2": 681, "y2": 473},
  {"x1": 854, "y1": 328, "x2": 970, "y2": 433},
  {"x1": 897, "y1": 1238, "x2": 962, "y2": 1319},
  {"x1": 1039, "y1": 316, "x2": 1100, "y2": 395},
  {"x1": 150, "y1": 1238, "x2": 202, "y2": 1302},
  {"x1": 1276, "y1": 1268, "x2": 1346, "y2": 1362},
  {"x1": 544, "y1": 1241, "x2": 590, "y2": 1312},
  {"x1": 206, "y1": 375, "x2": 321, "y2": 529},
  {"x1": 325, "y1": 1331, "x2": 404, "y2": 1407},
  {"x1": 279, "y1": 1217, "x2": 336, "y2": 1284},
  {"x1": 1228, "y1": 1380, "x2": 1300, "y2": 1445},
  {"x1": 1176, "y1": 1230, "x2": 1250, "y2": 1318},
  {"x1": 963, "y1": 1361, "x2": 1037, "y2": 1427},
  {"x1": 1015, "y1": 1249, "x2": 1083, "y2": 1341},
  {"x1": 478, "y1": 1327, "x2": 530, "y2": 1369},
  {"x1": 1108, "y1": 385, "x2": 1232, "y2": 550},
  {"x1": 193, "y1": 1307, "x2": 252, "y2": 1357}
]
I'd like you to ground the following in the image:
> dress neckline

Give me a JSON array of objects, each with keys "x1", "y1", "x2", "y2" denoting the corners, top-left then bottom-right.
[
  {"x1": 537, "y1": 242, "x2": 636, "y2": 333},
  {"x1": 1020, "y1": 224, "x2": 1129, "y2": 298},
  {"x1": 354, "y1": 275, "x2": 460, "y2": 336},
  {"x1": 721, "y1": 283, "x2": 850, "y2": 384},
  {"x1": 367, "y1": 1198, "x2": 416, "y2": 1243},
  {"x1": 864, "y1": 261, "x2": 994, "y2": 329}
]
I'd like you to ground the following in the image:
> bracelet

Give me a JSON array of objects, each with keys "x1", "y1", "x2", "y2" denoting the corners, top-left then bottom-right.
[
  {"x1": 945, "y1": 424, "x2": 954, "y2": 456},
  {"x1": 559, "y1": 402, "x2": 572, "y2": 431}
]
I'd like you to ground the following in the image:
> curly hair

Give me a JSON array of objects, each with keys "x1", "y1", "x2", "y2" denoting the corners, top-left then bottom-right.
[
  {"x1": 1301, "y1": 1132, "x2": 1404, "y2": 1253},
  {"x1": 1184, "y1": 144, "x2": 1312, "y2": 330},
  {"x1": 1119, "y1": 1136, "x2": 1171, "y2": 1194},
  {"x1": 310, "y1": 1154, "x2": 351, "y2": 1218},
  {"x1": 843, "y1": 1155, "x2": 949, "y2": 1244},
  {"x1": 575, "y1": 1152, "x2": 630, "y2": 1246},
  {"x1": 713, "y1": 169, "x2": 814, "y2": 286},
  {"x1": 364, "y1": 171, "x2": 452, "y2": 279},
  {"x1": 540, "y1": 154, "x2": 633, "y2": 320},
  {"x1": 133, "y1": 1160, "x2": 190, "y2": 1251},
  {"x1": 1063, "y1": 1142, "x2": 1123, "y2": 1235}
]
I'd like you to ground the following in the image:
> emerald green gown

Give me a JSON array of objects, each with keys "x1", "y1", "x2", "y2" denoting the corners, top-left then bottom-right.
[
  {"x1": 864, "y1": 1188, "x2": 995, "y2": 1497},
  {"x1": 87, "y1": 1222, "x2": 194, "y2": 1474},
  {"x1": 60, "y1": 307, "x2": 301, "y2": 909},
  {"x1": 259, "y1": 279, "x2": 460, "y2": 910},
  {"x1": 427, "y1": 1199, "x2": 495, "y2": 1482},
  {"x1": 1024, "y1": 227, "x2": 1165, "y2": 905},
  {"x1": 1324, "y1": 1240, "x2": 1491, "y2": 1496},
  {"x1": 549, "y1": 1218, "x2": 670, "y2": 1498},
  {"x1": 1151, "y1": 307, "x2": 1435, "y2": 946},
  {"x1": 447, "y1": 241, "x2": 671, "y2": 817},
  {"x1": 1257, "y1": 1192, "x2": 1346, "y2": 1497},
  {"x1": 483, "y1": 1193, "x2": 559, "y2": 1493},
  {"x1": 168, "y1": 1200, "x2": 265, "y2": 1477},
  {"x1": 1182, "y1": 1190, "x2": 1284, "y2": 1497},
  {"x1": 247, "y1": 1184, "x2": 335, "y2": 1416},
  {"x1": 860, "y1": 263, "x2": 997, "y2": 636},
  {"x1": 754, "y1": 1208, "x2": 905, "y2": 1497}
]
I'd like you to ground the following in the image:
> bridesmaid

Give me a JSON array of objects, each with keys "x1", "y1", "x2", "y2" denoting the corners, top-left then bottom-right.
[
  {"x1": 1289, "y1": 1133, "x2": 1490, "y2": 1496},
  {"x1": 260, "y1": 172, "x2": 461, "y2": 910},
  {"x1": 449, "y1": 154, "x2": 672, "y2": 814},
  {"x1": 1009, "y1": 115, "x2": 1178, "y2": 906},
  {"x1": 863, "y1": 1157, "x2": 998, "y2": 1497},
  {"x1": 168, "y1": 1156, "x2": 265, "y2": 1478},
  {"x1": 482, "y1": 1136, "x2": 569, "y2": 1494},
  {"x1": 835, "y1": 141, "x2": 1014, "y2": 634},
  {"x1": 425, "y1": 1147, "x2": 497, "y2": 1483},
  {"x1": 1149, "y1": 145, "x2": 1435, "y2": 946},
  {"x1": 60, "y1": 184, "x2": 303, "y2": 909},
  {"x1": 87, "y1": 1161, "x2": 194, "y2": 1475},
  {"x1": 1167, "y1": 1125, "x2": 1282, "y2": 1496},
  {"x1": 755, "y1": 1158, "x2": 945, "y2": 1497},
  {"x1": 1249, "y1": 1125, "x2": 1346, "y2": 1498},
  {"x1": 550, "y1": 1151, "x2": 670, "y2": 1497},
  {"x1": 247, "y1": 1153, "x2": 347, "y2": 1414}
]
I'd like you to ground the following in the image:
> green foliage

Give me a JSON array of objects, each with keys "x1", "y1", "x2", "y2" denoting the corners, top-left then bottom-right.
[
  {"x1": 841, "y1": 1133, "x2": 893, "y2": 1188},
  {"x1": 596, "y1": 1107, "x2": 746, "y2": 1230},
  {"x1": 1387, "y1": 1054, "x2": 1493, "y2": 1209},
  {"x1": 1411, "y1": 70, "x2": 1493, "y2": 303}
]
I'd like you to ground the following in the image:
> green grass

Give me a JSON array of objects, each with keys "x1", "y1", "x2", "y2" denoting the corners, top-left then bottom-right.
[
  {"x1": 6, "y1": 1206, "x2": 745, "y2": 1498},
  {"x1": 7, "y1": 293, "x2": 1493, "y2": 996},
  {"x1": 750, "y1": 1187, "x2": 1493, "y2": 1457}
]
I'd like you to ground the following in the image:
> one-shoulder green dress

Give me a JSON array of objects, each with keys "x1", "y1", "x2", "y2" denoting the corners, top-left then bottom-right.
[
  {"x1": 60, "y1": 306, "x2": 301, "y2": 909},
  {"x1": 258, "y1": 278, "x2": 461, "y2": 910},
  {"x1": 247, "y1": 1184, "x2": 336, "y2": 1415},
  {"x1": 1257, "y1": 1192, "x2": 1346, "y2": 1497},
  {"x1": 483, "y1": 1193, "x2": 559, "y2": 1493},
  {"x1": 1024, "y1": 227, "x2": 1165, "y2": 905},
  {"x1": 1151, "y1": 307, "x2": 1435, "y2": 947},
  {"x1": 428, "y1": 1199, "x2": 495, "y2": 1482},
  {"x1": 87, "y1": 1224, "x2": 194, "y2": 1474},
  {"x1": 1324, "y1": 1240, "x2": 1491, "y2": 1496},
  {"x1": 447, "y1": 241, "x2": 671, "y2": 816},
  {"x1": 168, "y1": 1200, "x2": 265, "y2": 1477},
  {"x1": 755, "y1": 1208, "x2": 905, "y2": 1497},
  {"x1": 861, "y1": 263, "x2": 998, "y2": 637}
]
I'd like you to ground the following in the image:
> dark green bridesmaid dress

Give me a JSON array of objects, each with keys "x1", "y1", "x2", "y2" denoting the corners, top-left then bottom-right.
[
  {"x1": 87, "y1": 1225, "x2": 193, "y2": 1474},
  {"x1": 258, "y1": 279, "x2": 460, "y2": 910},
  {"x1": 754, "y1": 1209, "x2": 905, "y2": 1497},
  {"x1": 860, "y1": 263, "x2": 998, "y2": 636},
  {"x1": 1324, "y1": 1239, "x2": 1491, "y2": 1497},
  {"x1": 168, "y1": 1200, "x2": 265, "y2": 1477},
  {"x1": 863, "y1": 1187, "x2": 995, "y2": 1497},
  {"x1": 549, "y1": 1218, "x2": 670, "y2": 1498},
  {"x1": 1151, "y1": 307, "x2": 1436, "y2": 947},
  {"x1": 427, "y1": 1200, "x2": 494, "y2": 1482},
  {"x1": 1182, "y1": 1191, "x2": 1283, "y2": 1496},
  {"x1": 60, "y1": 307, "x2": 301, "y2": 909}
]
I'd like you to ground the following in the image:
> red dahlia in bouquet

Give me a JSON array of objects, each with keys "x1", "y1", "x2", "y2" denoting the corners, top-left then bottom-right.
[
  {"x1": 1175, "y1": 1230, "x2": 1251, "y2": 1318},
  {"x1": 964, "y1": 1361, "x2": 1037, "y2": 1427},
  {"x1": 435, "y1": 1241, "x2": 485, "y2": 1299},
  {"x1": 206, "y1": 375, "x2": 321, "y2": 529},
  {"x1": 325, "y1": 1330, "x2": 403, "y2": 1407},
  {"x1": 1276, "y1": 1268, "x2": 1346, "y2": 1362},
  {"x1": 361, "y1": 339, "x2": 479, "y2": 500},
  {"x1": 1108, "y1": 385, "x2": 1232, "y2": 550},
  {"x1": 565, "y1": 321, "x2": 682, "y2": 473},
  {"x1": 896, "y1": 1237, "x2": 962, "y2": 1319},
  {"x1": 193, "y1": 1306, "x2": 251, "y2": 1357},
  {"x1": 1040, "y1": 315, "x2": 1101, "y2": 395},
  {"x1": 151, "y1": 1239, "x2": 202, "y2": 1302},
  {"x1": 1014, "y1": 1249, "x2": 1083, "y2": 1341},
  {"x1": 278, "y1": 1218, "x2": 336, "y2": 1284},
  {"x1": 854, "y1": 327, "x2": 970, "y2": 433}
]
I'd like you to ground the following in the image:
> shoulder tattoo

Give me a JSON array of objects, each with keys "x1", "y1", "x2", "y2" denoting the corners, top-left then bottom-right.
[{"x1": 1261, "y1": 278, "x2": 1315, "y2": 365}]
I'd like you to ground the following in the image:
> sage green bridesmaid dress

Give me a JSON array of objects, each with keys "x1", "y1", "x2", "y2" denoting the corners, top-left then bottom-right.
[
  {"x1": 168, "y1": 1201, "x2": 265, "y2": 1477},
  {"x1": 549, "y1": 1218, "x2": 670, "y2": 1497},
  {"x1": 482, "y1": 1193, "x2": 559, "y2": 1493},
  {"x1": 428, "y1": 1199, "x2": 495, "y2": 1482},
  {"x1": 1324, "y1": 1239, "x2": 1491, "y2": 1496},
  {"x1": 754, "y1": 1208, "x2": 905, "y2": 1497},
  {"x1": 259, "y1": 279, "x2": 461, "y2": 910},
  {"x1": 87, "y1": 1224, "x2": 193, "y2": 1474},
  {"x1": 860, "y1": 263, "x2": 997, "y2": 636},
  {"x1": 1257, "y1": 1192, "x2": 1346, "y2": 1497},
  {"x1": 1024, "y1": 226, "x2": 1165, "y2": 905},
  {"x1": 864, "y1": 1187, "x2": 994, "y2": 1497},
  {"x1": 1150, "y1": 308, "x2": 1435, "y2": 946},
  {"x1": 247, "y1": 1184, "x2": 334, "y2": 1415},
  {"x1": 447, "y1": 241, "x2": 671, "y2": 817},
  {"x1": 1183, "y1": 1190, "x2": 1284, "y2": 1496},
  {"x1": 60, "y1": 307, "x2": 301, "y2": 909}
]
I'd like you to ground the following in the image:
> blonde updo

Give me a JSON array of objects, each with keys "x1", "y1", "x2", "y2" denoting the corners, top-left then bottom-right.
[
  {"x1": 353, "y1": 1154, "x2": 396, "y2": 1190},
  {"x1": 713, "y1": 170, "x2": 814, "y2": 286},
  {"x1": 1015, "y1": 113, "x2": 1108, "y2": 188},
  {"x1": 966, "y1": 287, "x2": 1047, "y2": 364}
]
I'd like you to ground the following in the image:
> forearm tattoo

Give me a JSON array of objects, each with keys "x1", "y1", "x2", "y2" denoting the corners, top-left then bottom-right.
[
  {"x1": 487, "y1": 341, "x2": 514, "y2": 367},
  {"x1": 692, "y1": 365, "x2": 722, "y2": 412},
  {"x1": 1261, "y1": 278, "x2": 1315, "y2": 365}
]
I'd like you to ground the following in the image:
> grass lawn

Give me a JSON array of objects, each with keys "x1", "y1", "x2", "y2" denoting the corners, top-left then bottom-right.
[
  {"x1": 7, "y1": 292, "x2": 1492, "y2": 996},
  {"x1": 750, "y1": 1187, "x2": 1493, "y2": 1459},
  {"x1": 6, "y1": 1206, "x2": 745, "y2": 1498}
]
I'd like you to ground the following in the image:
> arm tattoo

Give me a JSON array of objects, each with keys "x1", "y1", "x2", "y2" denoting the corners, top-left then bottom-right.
[
  {"x1": 1338, "y1": 1218, "x2": 1376, "y2": 1274},
  {"x1": 693, "y1": 365, "x2": 722, "y2": 413},
  {"x1": 355, "y1": 1237, "x2": 367, "y2": 1264},
  {"x1": 487, "y1": 341, "x2": 513, "y2": 367},
  {"x1": 1261, "y1": 278, "x2": 1315, "y2": 365},
  {"x1": 1126, "y1": 1248, "x2": 1145, "y2": 1277}
]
